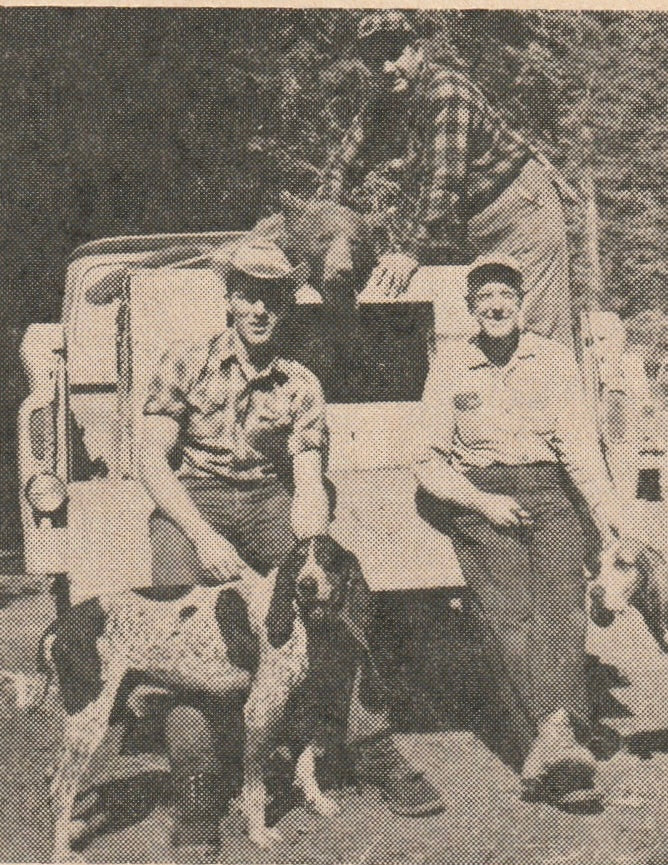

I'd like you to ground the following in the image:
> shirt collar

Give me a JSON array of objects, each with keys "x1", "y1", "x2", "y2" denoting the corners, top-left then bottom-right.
[
  {"x1": 210, "y1": 330, "x2": 285, "y2": 383},
  {"x1": 466, "y1": 331, "x2": 540, "y2": 370}
]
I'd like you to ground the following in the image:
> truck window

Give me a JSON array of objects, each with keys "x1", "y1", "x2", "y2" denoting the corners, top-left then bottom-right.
[{"x1": 276, "y1": 302, "x2": 434, "y2": 403}]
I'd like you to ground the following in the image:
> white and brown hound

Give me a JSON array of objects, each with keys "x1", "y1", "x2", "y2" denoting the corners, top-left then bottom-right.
[
  {"x1": 1, "y1": 535, "x2": 373, "y2": 860},
  {"x1": 589, "y1": 538, "x2": 668, "y2": 650}
]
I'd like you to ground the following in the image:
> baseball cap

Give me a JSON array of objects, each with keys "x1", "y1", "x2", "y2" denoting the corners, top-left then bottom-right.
[{"x1": 466, "y1": 256, "x2": 524, "y2": 299}]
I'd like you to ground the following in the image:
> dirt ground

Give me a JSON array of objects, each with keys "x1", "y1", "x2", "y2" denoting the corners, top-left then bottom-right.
[{"x1": 2, "y1": 583, "x2": 668, "y2": 865}]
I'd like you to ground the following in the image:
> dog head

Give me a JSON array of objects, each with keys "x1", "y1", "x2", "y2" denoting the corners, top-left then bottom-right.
[
  {"x1": 589, "y1": 539, "x2": 668, "y2": 651},
  {"x1": 265, "y1": 535, "x2": 372, "y2": 649}
]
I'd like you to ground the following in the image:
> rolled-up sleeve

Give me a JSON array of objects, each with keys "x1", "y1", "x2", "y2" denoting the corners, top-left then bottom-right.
[
  {"x1": 143, "y1": 342, "x2": 195, "y2": 420},
  {"x1": 288, "y1": 372, "x2": 327, "y2": 456}
]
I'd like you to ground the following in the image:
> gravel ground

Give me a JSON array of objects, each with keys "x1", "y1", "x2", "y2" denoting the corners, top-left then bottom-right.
[{"x1": 2, "y1": 588, "x2": 668, "y2": 865}]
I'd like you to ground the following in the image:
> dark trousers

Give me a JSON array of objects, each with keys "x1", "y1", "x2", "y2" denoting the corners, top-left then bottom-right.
[
  {"x1": 149, "y1": 475, "x2": 296, "y2": 582},
  {"x1": 419, "y1": 463, "x2": 590, "y2": 759}
]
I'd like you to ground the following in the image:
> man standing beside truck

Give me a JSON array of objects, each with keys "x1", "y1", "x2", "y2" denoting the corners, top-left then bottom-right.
[
  {"x1": 415, "y1": 257, "x2": 620, "y2": 802},
  {"x1": 319, "y1": 11, "x2": 573, "y2": 345}
]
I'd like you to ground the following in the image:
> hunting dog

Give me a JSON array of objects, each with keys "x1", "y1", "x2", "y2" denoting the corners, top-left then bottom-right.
[
  {"x1": 1, "y1": 535, "x2": 373, "y2": 860},
  {"x1": 589, "y1": 538, "x2": 668, "y2": 650}
]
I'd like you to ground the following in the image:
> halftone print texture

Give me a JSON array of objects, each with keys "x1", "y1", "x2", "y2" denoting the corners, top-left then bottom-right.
[{"x1": 1, "y1": 8, "x2": 668, "y2": 865}]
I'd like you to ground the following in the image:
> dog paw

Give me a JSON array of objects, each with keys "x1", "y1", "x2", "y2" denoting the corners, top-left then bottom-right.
[
  {"x1": 249, "y1": 826, "x2": 283, "y2": 848},
  {"x1": 311, "y1": 794, "x2": 340, "y2": 817},
  {"x1": 69, "y1": 818, "x2": 88, "y2": 843}
]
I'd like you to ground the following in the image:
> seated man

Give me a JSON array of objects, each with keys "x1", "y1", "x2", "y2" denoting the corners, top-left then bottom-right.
[
  {"x1": 415, "y1": 257, "x2": 620, "y2": 802},
  {"x1": 139, "y1": 237, "x2": 444, "y2": 847}
]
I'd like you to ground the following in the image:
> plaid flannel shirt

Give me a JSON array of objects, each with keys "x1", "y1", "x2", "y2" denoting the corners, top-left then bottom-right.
[
  {"x1": 144, "y1": 330, "x2": 326, "y2": 481},
  {"x1": 319, "y1": 63, "x2": 531, "y2": 262}
]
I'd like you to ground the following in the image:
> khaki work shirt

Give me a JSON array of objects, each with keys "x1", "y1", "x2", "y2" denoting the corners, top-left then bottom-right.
[
  {"x1": 144, "y1": 330, "x2": 326, "y2": 482},
  {"x1": 418, "y1": 331, "x2": 613, "y2": 519}
]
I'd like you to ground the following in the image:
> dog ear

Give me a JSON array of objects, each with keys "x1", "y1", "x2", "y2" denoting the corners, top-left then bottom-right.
[
  {"x1": 338, "y1": 550, "x2": 374, "y2": 639},
  {"x1": 334, "y1": 547, "x2": 388, "y2": 715},
  {"x1": 636, "y1": 547, "x2": 668, "y2": 651},
  {"x1": 265, "y1": 543, "x2": 303, "y2": 649}
]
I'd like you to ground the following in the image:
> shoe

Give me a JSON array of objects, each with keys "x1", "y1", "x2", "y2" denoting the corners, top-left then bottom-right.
[
  {"x1": 521, "y1": 709, "x2": 598, "y2": 803},
  {"x1": 352, "y1": 735, "x2": 445, "y2": 817},
  {"x1": 171, "y1": 771, "x2": 222, "y2": 848}
]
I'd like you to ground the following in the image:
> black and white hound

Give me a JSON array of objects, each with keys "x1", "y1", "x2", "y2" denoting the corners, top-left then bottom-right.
[
  {"x1": 589, "y1": 539, "x2": 668, "y2": 650},
  {"x1": 1, "y1": 535, "x2": 373, "y2": 860}
]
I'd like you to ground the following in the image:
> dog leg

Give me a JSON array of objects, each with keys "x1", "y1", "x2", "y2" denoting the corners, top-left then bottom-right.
[
  {"x1": 294, "y1": 745, "x2": 339, "y2": 816},
  {"x1": 49, "y1": 672, "x2": 124, "y2": 861},
  {"x1": 241, "y1": 677, "x2": 289, "y2": 848}
]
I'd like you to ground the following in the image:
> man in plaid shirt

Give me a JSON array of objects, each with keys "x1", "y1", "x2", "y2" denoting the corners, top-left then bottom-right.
[{"x1": 319, "y1": 12, "x2": 572, "y2": 345}]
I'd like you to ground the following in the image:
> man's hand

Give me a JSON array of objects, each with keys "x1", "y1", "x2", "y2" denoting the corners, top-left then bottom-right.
[
  {"x1": 191, "y1": 527, "x2": 253, "y2": 583},
  {"x1": 363, "y1": 253, "x2": 419, "y2": 299},
  {"x1": 477, "y1": 493, "x2": 533, "y2": 528}
]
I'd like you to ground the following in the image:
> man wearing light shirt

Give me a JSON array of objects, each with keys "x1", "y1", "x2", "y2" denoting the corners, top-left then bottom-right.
[
  {"x1": 415, "y1": 257, "x2": 619, "y2": 803},
  {"x1": 140, "y1": 237, "x2": 445, "y2": 847}
]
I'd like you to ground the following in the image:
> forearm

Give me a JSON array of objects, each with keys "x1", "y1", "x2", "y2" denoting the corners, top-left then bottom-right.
[
  {"x1": 139, "y1": 453, "x2": 211, "y2": 543},
  {"x1": 414, "y1": 452, "x2": 487, "y2": 511},
  {"x1": 291, "y1": 450, "x2": 330, "y2": 538},
  {"x1": 563, "y1": 453, "x2": 616, "y2": 537},
  {"x1": 291, "y1": 483, "x2": 329, "y2": 538},
  {"x1": 552, "y1": 404, "x2": 617, "y2": 534},
  {"x1": 410, "y1": 95, "x2": 469, "y2": 263}
]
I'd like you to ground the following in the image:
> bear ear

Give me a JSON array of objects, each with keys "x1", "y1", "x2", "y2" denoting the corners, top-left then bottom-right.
[{"x1": 279, "y1": 190, "x2": 305, "y2": 216}]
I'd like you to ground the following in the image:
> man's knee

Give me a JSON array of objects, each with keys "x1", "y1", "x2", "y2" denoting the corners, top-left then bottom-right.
[{"x1": 165, "y1": 705, "x2": 221, "y2": 771}]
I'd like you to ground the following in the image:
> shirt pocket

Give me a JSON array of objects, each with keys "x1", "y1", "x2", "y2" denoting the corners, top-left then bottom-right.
[
  {"x1": 187, "y1": 373, "x2": 229, "y2": 416},
  {"x1": 252, "y1": 391, "x2": 293, "y2": 431},
  {"x1": 451, "y1": 387, "x2": 493, "y2": 445}
]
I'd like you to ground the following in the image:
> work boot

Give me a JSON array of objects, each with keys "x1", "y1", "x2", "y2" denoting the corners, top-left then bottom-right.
[
  {"x1": 352, "y1": 734, "x2": 445, "y2": 817},
  {"x1": 521, "y1": 709, "x2": 598, "y2": 803},
  {"x1": 171, "y1": 771, "x2": 223, "y2": 848}
]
